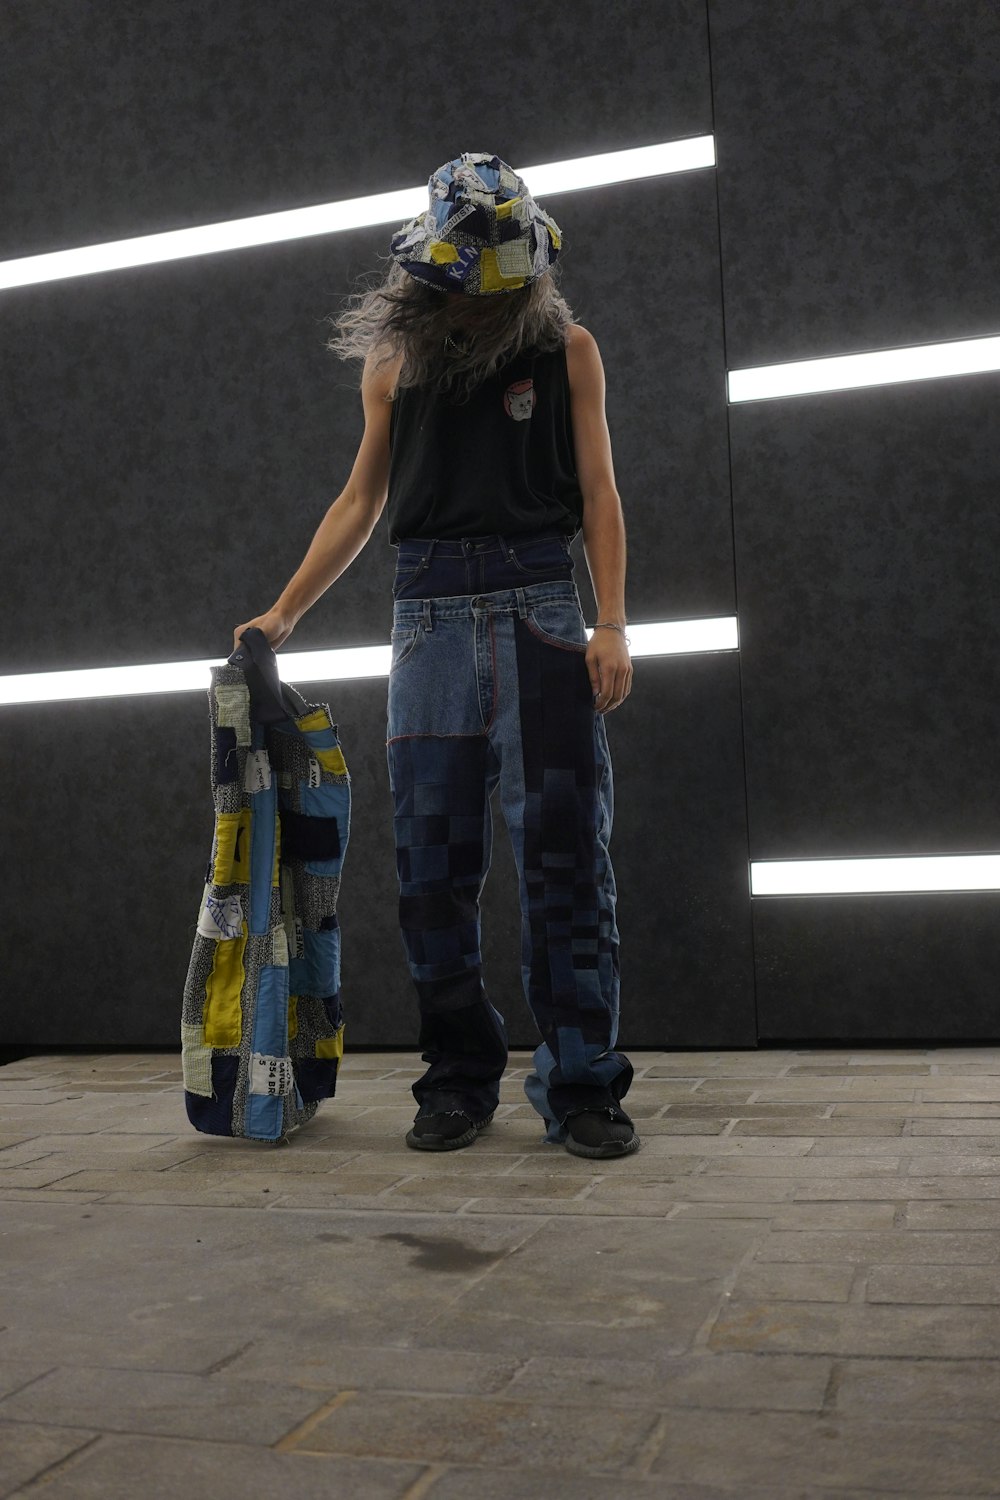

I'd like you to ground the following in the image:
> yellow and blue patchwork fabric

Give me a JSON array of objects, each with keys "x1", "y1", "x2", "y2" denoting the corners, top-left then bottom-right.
[
  {"x1": 180, "y1": 648, "x2": 350, "y2": 1140},
  {"x1": 389, "y1": 151, "x2": 562, "y2": 297}
]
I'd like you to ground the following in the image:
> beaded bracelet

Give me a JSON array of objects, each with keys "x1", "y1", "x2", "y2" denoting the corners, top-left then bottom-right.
[{"x1": 593, "y1": 621, "x2": 632, "y2": 647}]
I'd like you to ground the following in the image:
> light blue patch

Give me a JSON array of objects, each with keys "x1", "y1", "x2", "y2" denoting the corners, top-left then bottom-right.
[
  {"x1": 300, "y1": 782, "x2": 351, "y2": 876},
  {"x1": 249, "y1": 724, "x2": 277, "y2": 936},
  {"x1": 301, "y1": 780, "x2": 350, "y2": 818},
  {"x1": 289, "y1": 927, "x2": 341, "y2": 999},
  {"x1": 524, "y1": 1053, "x2": 565, "y2": 1142},
  {"x1": 251, "y1": 964, "x2": 288, "y2": 1059},
  {"x1": 245, "y1": 1090, "x2": 283, "y2": 1140}
]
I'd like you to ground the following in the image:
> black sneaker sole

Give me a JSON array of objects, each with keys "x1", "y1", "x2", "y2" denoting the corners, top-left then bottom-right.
[
  {"x1": 404, "y1": 1113, "x2": 495, "y2": 1152},
  {"x1": 564, "y1": 1132, "x2": 641, "y2": 1159}
]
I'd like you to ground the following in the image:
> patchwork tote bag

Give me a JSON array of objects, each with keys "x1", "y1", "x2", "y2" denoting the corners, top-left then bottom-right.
[{"x1": 180, "y1": 625, "x2": 350, "y2": 1140}]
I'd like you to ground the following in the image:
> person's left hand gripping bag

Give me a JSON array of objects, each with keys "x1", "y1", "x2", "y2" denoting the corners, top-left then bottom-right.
[{"x1": 179, "y1": 626, "x2": 351, "y2": 1142}]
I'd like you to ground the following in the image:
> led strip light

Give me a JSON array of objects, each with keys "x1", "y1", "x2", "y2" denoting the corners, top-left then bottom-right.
[
  {"x1": 751, "y1": 854, "x2": 1000, "y2": 895},
  {"x1": 0, "y1": 618, "x2": 738, "y2": 706},
  {"x1": 0, "y1": 138, "x2": 716, "y2": 291},
  {"x1": 729, "y1": 334, "x2": 1000, "y2": 401}
]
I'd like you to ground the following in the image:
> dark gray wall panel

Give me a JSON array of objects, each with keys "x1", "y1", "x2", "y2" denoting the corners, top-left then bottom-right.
[
  {"x1": 1, "y1": 232, "x2": 400, "y2": 674},
  {"x1": 1, "y1": 0, "x2": 711, "y2": 261},
  {"x1": 709, "y1": 0, "x2": 1000, "y2": 367},
  {"x1": 716, "y1": 0, "x2": 1000, "y2": 1050},
  {"x1": 607, "y1": 654, "x2": 755, "y2": 1050},
  {"x1": 730, "y1": 376, "x2": 1000, "y2": 858},
  {"x1": 754, "y1": 896, "x2": 1000, "y2": 1042},
  {"x1": 584, "y1": 172, "x2": 734, "y2": 623},
  {"x1": 714, "y1": 0, "x2": 1000, "y2": 1045}
]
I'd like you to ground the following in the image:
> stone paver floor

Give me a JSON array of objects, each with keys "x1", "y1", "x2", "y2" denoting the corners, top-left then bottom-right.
[{"x1": 3, "y1": 1046, "x2": 1000, "y2": 1497}]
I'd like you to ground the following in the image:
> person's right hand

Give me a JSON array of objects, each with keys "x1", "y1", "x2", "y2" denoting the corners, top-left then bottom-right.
[{"x1": 232, "y1": 606, "x2": 296, "y2": 656}]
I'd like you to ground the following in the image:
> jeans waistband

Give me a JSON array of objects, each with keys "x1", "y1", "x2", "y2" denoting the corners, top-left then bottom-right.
[
  {"x1": 393, "y1": 579, "x2": 580, "y2": 626},
  {"x1": 395, "y1": 530, "x2": 570, "y2": 560}
]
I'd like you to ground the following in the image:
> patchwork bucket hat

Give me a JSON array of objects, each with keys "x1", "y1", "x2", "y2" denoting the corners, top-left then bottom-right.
[{"x1": 389, "y1": 150, "x2": 563, "y2": 296}]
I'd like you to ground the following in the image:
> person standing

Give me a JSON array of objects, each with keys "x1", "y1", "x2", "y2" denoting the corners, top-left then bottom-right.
[{"x1": 233, "y1": 151, "x2": 639, "y2": 1158}]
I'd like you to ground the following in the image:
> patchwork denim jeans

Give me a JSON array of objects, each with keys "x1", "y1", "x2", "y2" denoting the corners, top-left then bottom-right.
[{"x1": 386, "y1": 531, "x2": 634, "y2": 1143}]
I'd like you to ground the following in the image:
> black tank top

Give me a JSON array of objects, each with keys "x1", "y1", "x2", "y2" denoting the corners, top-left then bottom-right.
[{"x1": 385, "y1": 339, "x2": 585, "y2": 543}]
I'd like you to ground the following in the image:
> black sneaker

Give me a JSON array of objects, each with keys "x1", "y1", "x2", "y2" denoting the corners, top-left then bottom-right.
[
  {"x1": 405, "y1": 1110, "x2": 495, "y2": 1152},
  {"x1": 564, "y1": 1108, "x2": 640, "y2": 1159}
]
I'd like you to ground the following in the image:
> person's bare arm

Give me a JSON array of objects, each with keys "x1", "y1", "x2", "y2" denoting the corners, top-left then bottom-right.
[
  {"x1": 232, "y1": 346, "x2": 403, "y2": 652},
  {"x1": 565, "y1": 324, "x2": 632, "y2": 713}
]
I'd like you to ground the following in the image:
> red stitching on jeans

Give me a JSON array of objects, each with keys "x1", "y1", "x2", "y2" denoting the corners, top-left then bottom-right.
[
  {"x1": 386, "y1": 732, "x2": 484, "y2": 745},
  {"x1": 524, "y1": 618, "x2": 588, "y2": 653}
]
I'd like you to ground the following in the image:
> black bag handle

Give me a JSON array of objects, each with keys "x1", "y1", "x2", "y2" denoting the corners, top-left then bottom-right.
[{"x1": 227, "y1": 626, "x2": 313, "y2": 738}]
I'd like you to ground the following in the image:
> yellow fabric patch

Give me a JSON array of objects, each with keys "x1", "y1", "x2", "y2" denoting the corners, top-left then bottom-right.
[
  {"x1": 203, "y1": 921, "x2": 246, "y2": 1046},
  {"x1": 429, "y1": 240, "x2": 460, "y2": 263},
  {"x1": 180, "y1": 1022, "x2": 213, "y2": 1096},
  {"x1": 313, "y1": 745, "x2": 348, "y2": 777},
  {"x1": 295, "y1": 710, "x2": 330, "y2": 732},
  {"x1": 291, "y1": 712, "x2": 347, "y2": 777},
  {"x1": 547, "y1": 222, "x2": 561, "y2": 250},
  {"x1": 288, "y1": 993, "x2": 299, "y2": 1040},
  {"x1": 479, "y1": 247, "x2": 526, "y2": 292},
  {"x1": 213, "y1": 809, "x2": 251, "y2": 885},
  {"x1": 495, "y1": 196, "x2": 521, "y2": 220},
  {"x1": 315, "y1": 1026, "x2": 345, "y2": 1060}
]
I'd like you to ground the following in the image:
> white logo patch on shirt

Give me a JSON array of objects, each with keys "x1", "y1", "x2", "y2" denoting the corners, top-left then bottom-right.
[{"x1": 503, "y1": 378, "x2": 535, "y2": 421}]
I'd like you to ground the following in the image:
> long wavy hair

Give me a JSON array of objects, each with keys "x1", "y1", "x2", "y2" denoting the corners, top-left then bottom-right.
[{"x1": 324, "y1": 252, "x2": 577, "y2": 406}]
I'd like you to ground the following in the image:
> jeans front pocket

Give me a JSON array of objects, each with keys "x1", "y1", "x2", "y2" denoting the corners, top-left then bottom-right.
[
  {"x1": 505, "y1": 535, "x2": 573, "y2": 578},
  {"x1": 524, "y1": 597, "x2": 589, "y2": 652},
  {"x1": 392, "y1": 550, "x2": 431, "y2": 597},
  {"x1": 389, "y1": 622, "x2": 424, "y2": 671}
]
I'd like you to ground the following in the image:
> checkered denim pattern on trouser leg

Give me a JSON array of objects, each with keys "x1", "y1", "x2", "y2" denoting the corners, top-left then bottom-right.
[{"x1": 385, "y1": 540, "x2": 633, "y2": 1143}]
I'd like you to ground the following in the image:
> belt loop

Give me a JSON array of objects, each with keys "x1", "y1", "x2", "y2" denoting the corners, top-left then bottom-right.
[
  {"x1": 515, "y1": 586, "x2": 527, "y2": 620},
  {"x1": 422, "y1": 598, "x2": 433, "y2": 631},
  {"x1": 498, "y1": 534, "x2": 512, "y2": 562},
  {"x1": 423, "y1": 538, "x2": 436, "y2": 565}
]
